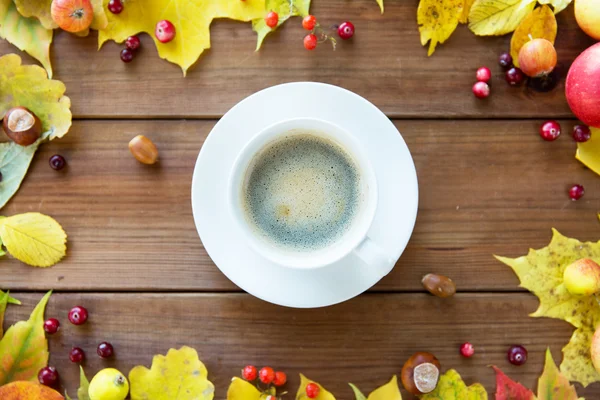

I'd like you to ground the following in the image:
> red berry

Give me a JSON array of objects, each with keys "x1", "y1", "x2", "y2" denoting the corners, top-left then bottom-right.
[
  {"x1": 302, "y1": 15, "x2": 317, "y2": 30},
  {"x1": 69, "y1": 347, "x2": 85, "y2": 363},
  {"x1": 539, "y1": 120, "x2": 561, "y2": 141},
  {"x1": 107, "y1": 0, "x2": 123, "y2": 14},
  {"x1": 68, "y1": 305, "x2": 88, "y2": 325},
  {"x1": 569, "y1": 184, "x2": 584, "y2": 201},
  {"x1": 97, "y1": 341, "x2": 114, "y2": 358},
  {"x1": 306, "y1": 382, "x2": 320, "y2": 398},
  {"x1": 460, "y1": 342, "x2": 475, "y2": 357},
  {"x1": 472, "y1": 81, "x2": 490, "y2": 99},
  {"x1": 125, "y1": 35, "x2": 141, "y2": 51},
  {"x1": 265, "y1": 11, "x2": 279, "y2": 28},
  {"x1": 507, "y1": 345, "x2": 527, "y2": 366},
  {"x1": 120, "y1": 48, "x2": 134, "y2": 63},
  {"x1": 304, "y1": 34, "x2": 317, "y2": 50},
  {"x1": 273, "y1": 371, "x2": 287, "y2": 387},
  {"x1": 43, "y1": 318, "x2": 60, "y2": 334},
  {"x1": 476, "y1": 67, "x2": 492, "y2": 83},
  {"x1": 498, "y1": 52, "x2": 513, "y2": 69},
  {"x1": 38, "y1": 366, "x2": 59, "y2": 387},
  {"x1": 338, "y1": 21, "x2": 354, "y2": 40},
  {"x1": 505, "y1": 67, "x2": 524, "y2": 86},
  {"x1": 49, "y1": 154, "x2": 66, "y2": 171},
  {"x1": 259, "y1": 367, "x2": 275, "y2": 384},
  {"x1": 572, "y1": 125, "x2": 591, "y2": 142},
  {"x1": 242, "y1": 365, "x2": 257, "y2": 381},
  {"x1": 155, "y1": 20, "x2": 176, "y2": 43}
]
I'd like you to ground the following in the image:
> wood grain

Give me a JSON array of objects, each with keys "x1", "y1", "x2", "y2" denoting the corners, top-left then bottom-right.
[
  {"x1": 0, "y1": 1, "x2": 593, "y2": 119},
  {"x1": 1, "y1": 120, "x2": 597, "y2": 291},
  {"x1": 4, "y1": 292, "x2": 599, "y2": 398}
]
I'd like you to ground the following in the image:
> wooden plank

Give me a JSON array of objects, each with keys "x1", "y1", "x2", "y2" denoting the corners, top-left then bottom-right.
[
  {"x1": 0, "y1": 1, "x2": 593, "y2": 119},
  {"x1": 1, "y1": 120, "x2": 598, "y2": 291},
  {"x1": 3, "y1": 292, "x2": 599, "y2": 398}
]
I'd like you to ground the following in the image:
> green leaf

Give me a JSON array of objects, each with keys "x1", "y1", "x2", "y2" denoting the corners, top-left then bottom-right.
[
  {"x1": 253, "y1": 0, "x2": 311, "y2": 50},
  {"x1": 349, "y1": 383, "x2": 368, "y2": 400},
  {"x1": 468, "y1": 0, "x2": 536, "y2": 36},
  {"x1": 0, "y1": 0, "x2": 53, "y2": 78},
  {"x1": 538, "y1": 349, "x2": 581, "y2": 400},
  {"x1": 0, "y1": 290, "x2": 11, "y2": 339},
  {"x1": 77, "y1": 366, "x2": 91, "y2": 400},
  {"x1": 0, "y1": 236, "x2": 5, "y2": 257},
  {"x1": 0, "y1": 291, "x2": 51, "y2": 384}
]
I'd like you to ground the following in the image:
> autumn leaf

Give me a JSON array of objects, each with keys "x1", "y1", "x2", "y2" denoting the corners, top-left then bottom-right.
[
  {"x1": 491, "y1": 366, "x2": 536, "y2": 400},
  {"x1": 537, "y1": 0, "x2": 572, "y2": 14},
  {"x1": 537, "y1": 349, "x2": 581, "y2": 400},
  {"x1": 0, "y1": 381, "x2": 63, "y2": 400},
  {"x1": 226, "y1": 377, "x2": 275, "y2": 400},
  {"x1": 253, "y1": 0, "x2": 311, "y2": 50},
  {"x1": 0, "y1": 213, "x2": 67, "y2": 267},
  {"x1": 0, "y1": 291, "x2": 50, "y2": 385},
  {"x1": 14, "y1": 0, "x2": 106, "y2": 32},
  {"x1": 497, "y1": 229, "x2": 600, "y2": 387},
  {"x1": 576, "y1": 127, "x2": 600, "y2": 177},
  {"x1": 98, "y1": 0, "x2": 266, "y2": 76},
  {"x1": 417, "y1": 0, "x2": 464, "y2": 56},
  {"x1": 129, "y1": 346, "x2": 215, "y2": 400},
  {"x1": 0, "y1": 290, "x2": 20, "y2": 339},
  {"x1": 349, "y1": 376, "x2": 402, "y2": 400},
  {"x1": 65, "y1": 366, "x2": 90, "y2": 400},
  {"x1": 418, "y1": 369, "x2": 487, "y2": 399},
  {"x1": 297, "y1": 374, "x2": 336, "y2": 400},
  {"x1": 0, "y1": 0, "x2": 53, "y2": 78},
  {"x1": 469, "y1": 0, "x2": 536, "y2": 36},
  {"x1": 510, "y1": 5, "x2": 557, "y2": 67},
  {"x1": 460, "y1": 0, "x2": 476, "y2": 23}
]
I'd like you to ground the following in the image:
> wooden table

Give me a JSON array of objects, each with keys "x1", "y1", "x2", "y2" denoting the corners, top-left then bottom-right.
[{"x1": 2, "y1": 1, "x2": 599, "y2": 398}]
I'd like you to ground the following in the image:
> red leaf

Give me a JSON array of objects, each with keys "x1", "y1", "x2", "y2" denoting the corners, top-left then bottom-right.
[{"x1": 492, "y1": 366, "x2": 536, "y2": 400}]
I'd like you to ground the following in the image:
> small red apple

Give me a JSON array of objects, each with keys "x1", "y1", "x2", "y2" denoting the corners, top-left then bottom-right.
[{"x1": 566, "y1": 43, "x2": 600, "y2": 128}]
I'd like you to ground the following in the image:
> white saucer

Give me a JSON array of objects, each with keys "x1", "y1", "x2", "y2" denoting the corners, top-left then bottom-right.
[{"x1": 191, "y1": 82, "x2": 418, "y2": 308}]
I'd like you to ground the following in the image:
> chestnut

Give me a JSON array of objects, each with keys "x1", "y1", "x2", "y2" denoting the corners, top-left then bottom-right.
[
  {"x1": 129, "y1": 135, "x2": 159, "y2": 165},
  {"x1": 401, "y1": 352, "x2": 441, "y2": 395},
  {"x1": 2, "y1": 106, "x2": 42, "y2": 146},
  {"x1": 422, "y1": 273, "x2": 456, "y2": 298}
]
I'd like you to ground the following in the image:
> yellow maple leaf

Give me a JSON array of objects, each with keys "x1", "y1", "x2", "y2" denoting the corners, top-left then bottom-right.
[
  {"x1": 253, "y1": 0, "x2": 311, "y2": 50},
  {"x1": 14, "y1": 0, "x2": 106, "y2": 32},
  {"x1": 468, "y1": 0, "x2": 536, "y2": 36},
  {"x1": 417, "y1": 0, "x2": 464, "y2": 56},
  {"x1": 129, "y1": 346, "x2": 215, "y2": 400},
  {"x1": 349, "y1": 376, "x2": 402, "y2": 400},
  {"x1": 510, "y1": 5, "x2": 557, "y2": 67},
  {"x1": 226, "y1": 377, "x2": 275, "y2": 400},
  {"x1": 419, "y1": 369, "x2": 487, "y2": 399},
  {"x1": 0, "y1": 213, "x2": 67, "y2": 268},
  {"x1": 497, "y1": 229, "x2": 600, "y2": 387},
  {"x1": 296, "y1": 374, "x2": 336, "y2": 400},
  {"x1": 98, "y1": 0, "x2": 266, "y2": 76},
  {"x1": 459, "y1": 0, "x2": 476, "y2": 23},
  {"x1": 537, "y1": 0, "x2": 572, "y2": 14},
  {"x1": 576, "y1": 127, "x2": 600, "y2": 177}
]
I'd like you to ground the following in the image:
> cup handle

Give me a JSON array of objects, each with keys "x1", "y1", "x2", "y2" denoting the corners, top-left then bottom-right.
[{"x1": 352, "y1": 237, "x2": 395, "y2": 278}]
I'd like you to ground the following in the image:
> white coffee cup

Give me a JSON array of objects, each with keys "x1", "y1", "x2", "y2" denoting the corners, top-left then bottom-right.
[{"x1": 229, "y1": 118, "x2": 394, "y2": 276}]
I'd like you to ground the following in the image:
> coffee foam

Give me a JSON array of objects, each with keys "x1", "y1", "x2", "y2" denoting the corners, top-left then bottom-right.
[{"x1": 242, "y1": 133, "x2": 361, "y2": 251}]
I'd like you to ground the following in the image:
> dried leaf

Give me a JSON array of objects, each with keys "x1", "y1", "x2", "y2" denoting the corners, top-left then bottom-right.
[
  {"x1": 497, "y1": 229, "x2": 600, "y2": 386},
  {"x1": 418, "y1": 369, "x2": 488, "y2": 399},
  {"x1": 296, "y1": 374, "x2": 336, "y2": 400},
  {"x1": 460, "y1": 0, "x2": 476, "y2": 23},
  {"x1": 417, "y1": 0, "x2": 464, "y2": 56},
  {"x1": 129, "y1": 346, "x2": 215, "y2": 400},
  {"x1": 98, "y1": 0, "x2": 266, "y2": 76},
  {"x1": 0, "y1": 213, "x2": 67, "y2": 267},
  {"x1": 538, "y1": 349, "x2": 581, "y2": 399},
  {"x1": 0, "y1": 381, "x2": 63, "y2": 400},
  {"x1": 469, "y1": 0, "x2": 536, "y2": 36},
  {"x1": 0, "y1": 0, "x2": 53, "y2": 78},
  {"x1": 349, "y1": 376, "x2": 402, "y2": 400},
  {"x1": 510, "y1": 6, "x2": 557, "y2": 67},
  {"x1": 0, "y1": 291, "x2": 51, "y2": 385},
  {"x1": 537, "y1": 0, "x2": 572, "y2": 14},
  {"x1": 576, "y1": 127, "x2": 600, "y2": 177},
  {"x1": 226, "y1": 377, "x2": 275, "y2": 400},
  {"x1": 491, "y1": 366, "x2": 536, "y2": 400},
  {"x1": 253, "y1": 0, "x2": 311, "y2": 50}
]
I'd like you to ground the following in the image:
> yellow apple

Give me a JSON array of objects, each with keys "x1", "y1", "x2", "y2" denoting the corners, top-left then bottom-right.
[{"x1": 575, "y1": 0, "x2": 600, "y2": 40}]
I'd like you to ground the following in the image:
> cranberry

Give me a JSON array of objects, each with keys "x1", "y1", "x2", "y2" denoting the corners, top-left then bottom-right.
[
  {"x1": 476, "y1": 67, "x2": 492, "y2": 83},
  {"x1": 259, "y1": 366, "x2": 275, "y2": 384},
  {"x1": 155, "y1": 20, "x2": 176, "y2": 43},
  {"x1": 338, "y1": 21, "x2": 355, "y2": 40},
  {"x1": 38, "y1": 366, "x2": 59, "y2": 387},
  {"x1": 69, "y1": 347, "x2": 85, "y2": 363},
  {"x1": 569, "y1": 184, "x2": 584, "y2": 201},
  {"x1": 265, "y1": 11, "x2": 279, "y2": 28},
  {"x1": 242, "y1": 365, "x2": 257, "y2": 381},
  {"x1": 539, "y1": 120, "x2": 561, "y2": 141},
  {"x1": 273, "y1": 371, "x2": 287, "y2": 386},
  {"x1": 505, "y1": 67, "x2": 524, "y2": 86},
  {"x1": 107, "y1": 0, "x2": 123, "y2": 14},
  {"x1": 460, "y1": 342, "x2": 475, "y2": 357},
  {"x1": 507, "y1": 345, "x2": 528, "y2": 366},
  {"x1": 302, "y1": 15, "x2": 317, "y2": 30},
  {"x1": 68, "y1": 305, "x2": 88, "y2": 325},
  {"x1": 120, "y1": 48, "x2": 134, "y2": 63},
  {"x1": 43, "y1": 318, "x2": 60, "y2": 334},
  {"x1": 125, "y1": 35, "x2": 141, "y2": 51},
  {"x1": 97, "y1": 341, "x2": 114, "y2": 358},
  {"x1": 472, "y1": 81, "x2": 490, "y2": 99},
  {"x1": 304, "y1": 34, "x2": 317, "y2": 50},
  {"x1": 572, "y1": 125, "x2": 591, "y2": 142},
  {"x1": 306, "y1": 382, "x2": 320, "y2": 398},
  {"x1": 498, "y1": 52, "x2": 513, "y2": 69},
  {"x1": 49, "y1": 154, "x2": 66, "y2": 171}
]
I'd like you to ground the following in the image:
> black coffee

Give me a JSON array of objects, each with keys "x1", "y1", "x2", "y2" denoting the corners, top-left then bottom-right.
[{"x1": 242, "y1": 132, "x2": 362, "y2": 251}]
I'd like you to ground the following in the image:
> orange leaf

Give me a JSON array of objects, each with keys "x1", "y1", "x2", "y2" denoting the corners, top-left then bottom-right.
[
  {"x1": 510, "y1": 5, "x2": 557, "y2": 68},
  {"x1": 0, "y1": 381, "x2": 63, "y2": 399}
]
